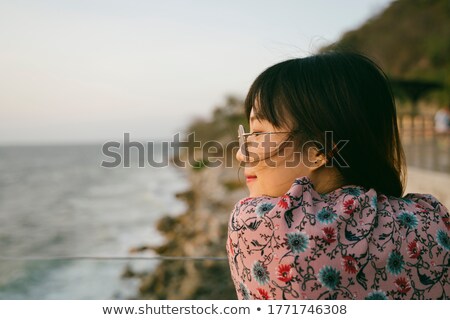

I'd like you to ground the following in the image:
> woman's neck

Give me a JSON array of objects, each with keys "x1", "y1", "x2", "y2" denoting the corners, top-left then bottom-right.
[{"x1": 310, "y1": 168, "x2": 346, "y2": 194}]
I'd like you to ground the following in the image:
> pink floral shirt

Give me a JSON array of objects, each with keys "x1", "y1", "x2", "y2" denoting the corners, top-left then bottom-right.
[{"x1": 226, "y1": 176, "x2": 450, "y2": 299}]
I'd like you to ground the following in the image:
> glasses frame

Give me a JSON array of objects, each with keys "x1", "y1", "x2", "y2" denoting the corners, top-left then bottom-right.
[{"x1": 237, "y1": 124, "x2": 292, "y2": 162}]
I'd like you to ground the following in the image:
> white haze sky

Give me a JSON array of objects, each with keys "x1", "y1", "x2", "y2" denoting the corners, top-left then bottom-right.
[{"x1": 0, "y1": 0, "x2": 393, "y2": 145}]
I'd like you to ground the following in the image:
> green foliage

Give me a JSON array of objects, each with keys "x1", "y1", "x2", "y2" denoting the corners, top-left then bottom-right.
[
  {"x1": 191, "y1": 159, "x2": 210, "y2": 171},
  {"x1": 186, "y1": 95, "x2": 246, "y2": 148},
  {"x1": 188, "y1": 96, "x2": 245, "y2": 141},
  {"x1": 321, "y1": 0, "x2": 450, "y2": 104},
  {"x1": 222, "y1": 179, "x2": 243, "y2": 191}
]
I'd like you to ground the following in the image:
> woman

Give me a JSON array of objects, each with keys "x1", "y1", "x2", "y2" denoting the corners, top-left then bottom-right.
[{"x1": 226, "y1": 52, "x2": 450, "y2": 300}]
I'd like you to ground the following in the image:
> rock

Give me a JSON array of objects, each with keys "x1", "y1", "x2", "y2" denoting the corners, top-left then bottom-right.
[{"x1": 133, "y1": 165, "x2": 246, "y2": 299}]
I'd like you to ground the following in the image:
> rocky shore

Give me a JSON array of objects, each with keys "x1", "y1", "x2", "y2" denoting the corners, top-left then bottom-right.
[
  {"x1": 121, "y1": 96, "x2": 247, "y2": 299},
  {"x1": 134, "y1": 164, "x2": 246, "y2": 299}
]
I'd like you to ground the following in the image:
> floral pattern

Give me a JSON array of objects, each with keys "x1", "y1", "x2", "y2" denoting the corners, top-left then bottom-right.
[
  {"x1": 437, "y1": 230, "x2": 450, "y2": 251},
  {"x1": 407, "y1": 241, "x2": 421, "y2": 259},
  {"x1": 276, "y1": 264, "x2": 294, "y2": 283},
  {"x1": 397, "y1": 212, "x2": 419, "y2": 229},
  {"x1": 343, "y1": 199, "x2": 356, "y2": 215},
  {"x1": 284, "y1": 231, "x2": 309, "y2": 253},
  {"x1": 226, "y1": 176, "x2": 450, "y2": 299},
  {"x1": 342, "y1": 255, "x2": 359, "y2": 274},
  {"x1": 318, "y1": 266, "x2": 341, "y2": 290},
  {"x1": 366, "y1": 290, "x2": 388, "y2": 300},
  {"x1": 252, "y1": 260, "x2": 270, "y2": 285},
  {"x1": 255, "y1": 202, "x2": 275, "y2": 217},
  {"x1": 386, "y1": 251, "x2": 405, "y2": 275},
  {"x1": 317, "y1": 208, "x2": 337, "y2": 224},
  {"x1": 394, "y1": 277, "x2": 411, "y2": 294},
  {"x1": 322, "y1": 227, "x2": 336, "y2": 244},
  {"x1": 256, "y1": 287, "x2": 271, "y2": 300}
]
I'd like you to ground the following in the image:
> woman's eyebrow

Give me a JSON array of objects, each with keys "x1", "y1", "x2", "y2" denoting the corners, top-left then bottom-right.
[{"x1": 250, "y1": 111, "x2": 264, "y2": 124}]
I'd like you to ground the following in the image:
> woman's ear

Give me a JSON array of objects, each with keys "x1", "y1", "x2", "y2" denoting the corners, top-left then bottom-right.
[
  {"x1": 311, "y1": 155, "x2": 327, "y2": 172},
  {"x1": 304, "y1": 146, "x2": 326, "y2": 172}
]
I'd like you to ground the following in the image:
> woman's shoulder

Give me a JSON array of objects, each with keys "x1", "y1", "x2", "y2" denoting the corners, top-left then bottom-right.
[
  {"x1": 377, "y1": 192, "x2": 449, "y2": 224},
  {"x1": 232, "y1": 176, "x2": 449, "y2": 219},
  {"x1": 402, "y1": 192, "x2": 449, "y2": 212}
]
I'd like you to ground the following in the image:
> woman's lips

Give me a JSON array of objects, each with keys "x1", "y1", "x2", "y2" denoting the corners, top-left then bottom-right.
[{"x1": 245, "y1": 175, "x2": 257, "y2": 183}]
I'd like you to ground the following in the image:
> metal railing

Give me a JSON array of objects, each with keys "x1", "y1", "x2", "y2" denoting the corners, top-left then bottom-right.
[
  {"x1": 0, "y1": 255, "x2": 227, "y2": 262},
  {"x1": 398, "y1": 114, "x2": 450, "y2": 173}
]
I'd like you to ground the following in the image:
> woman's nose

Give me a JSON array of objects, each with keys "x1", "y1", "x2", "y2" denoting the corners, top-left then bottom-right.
[{"x1": 236, "y1": 145, "x2": 247, "y2": 163}]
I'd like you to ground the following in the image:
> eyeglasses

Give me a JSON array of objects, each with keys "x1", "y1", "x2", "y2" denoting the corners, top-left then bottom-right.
[{"x1": 237, "y1": 124, "x2": 291, "y2": 162}]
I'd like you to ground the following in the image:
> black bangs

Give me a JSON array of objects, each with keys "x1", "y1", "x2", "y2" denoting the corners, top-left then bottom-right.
[{"x1": 244, "y1": 60, "x2": 295, "y2": 130}]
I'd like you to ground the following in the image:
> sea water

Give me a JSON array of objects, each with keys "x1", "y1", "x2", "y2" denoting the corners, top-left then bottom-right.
[{"x1": 0, "y1": 144, "x2": 188, "y2": 299}]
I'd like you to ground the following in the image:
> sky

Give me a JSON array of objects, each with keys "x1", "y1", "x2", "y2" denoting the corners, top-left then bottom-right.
[{"x1": 0, "y1": 0, "x2": 393, "y2": 145}]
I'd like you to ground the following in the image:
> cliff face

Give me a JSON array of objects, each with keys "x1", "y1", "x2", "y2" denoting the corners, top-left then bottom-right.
[{"x1": 137, "y1": 164, "x2": 246, "y2": 299}]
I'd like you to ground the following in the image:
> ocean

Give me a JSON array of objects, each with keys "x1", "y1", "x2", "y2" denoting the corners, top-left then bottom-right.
[{"x1": 0, "y1": 144, "x2": 188, "y2": 299}]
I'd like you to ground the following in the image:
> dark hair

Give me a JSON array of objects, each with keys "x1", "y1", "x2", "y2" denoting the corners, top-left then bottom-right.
[{"x1": 245, "y1": 51, "x2": 406, "y2": 197}]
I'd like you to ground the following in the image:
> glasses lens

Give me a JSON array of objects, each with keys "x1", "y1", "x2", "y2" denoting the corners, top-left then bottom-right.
[
  {"x1": 238, "y1": 125, "x2": 290, "y2": 163},
  {"x1": 238, "y1": 125, "x2": 248, "y2": 158}
]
